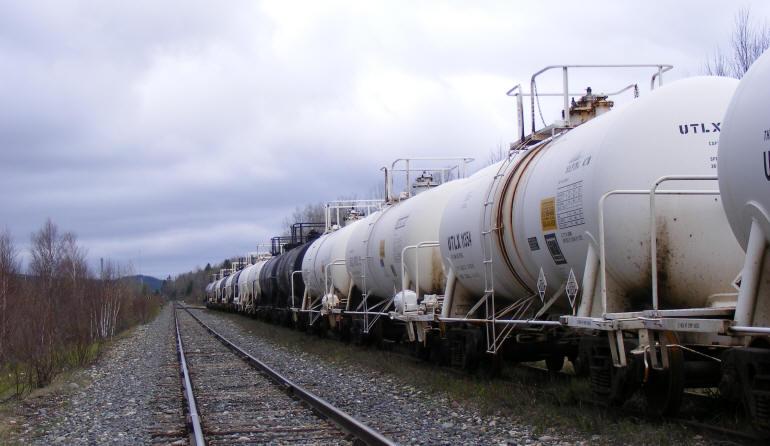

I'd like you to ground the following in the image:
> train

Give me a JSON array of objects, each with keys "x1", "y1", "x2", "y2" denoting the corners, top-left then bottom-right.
[{"x1": 204, "y1": 58, "x2": 770, "y2": 428}]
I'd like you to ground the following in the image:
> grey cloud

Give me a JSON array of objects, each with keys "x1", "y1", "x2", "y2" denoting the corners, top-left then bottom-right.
[{"x1": 2, "y1": 0, "x2": 768, "y2": 277}]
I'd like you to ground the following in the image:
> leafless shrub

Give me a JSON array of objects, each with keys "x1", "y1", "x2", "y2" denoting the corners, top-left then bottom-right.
[
  {"x1": 704, "y1": 7, "x2": 770, "y2": 79},
  {"x1": 487, "y1": 143, "x2": 508, "y2": 166},
  {"x1": 0, "y1": 219, "x2": 164, "y2": 394},
  {"x1": 0, "y1": 229, "x2": 19, "y2": 363}
]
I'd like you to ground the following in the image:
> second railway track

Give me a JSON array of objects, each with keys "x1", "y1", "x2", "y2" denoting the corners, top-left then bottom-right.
[{"x1": 174, "y1": 305, "x2": 394, "y2": 446}]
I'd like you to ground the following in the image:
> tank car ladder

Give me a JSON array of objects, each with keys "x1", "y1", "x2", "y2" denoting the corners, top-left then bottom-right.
[
  {"x1": 352, "y1": 226, "x2": 382, "y2": 335},
  {"x1": 478, "y1": 153, "x2": 519, "y2": 354}
]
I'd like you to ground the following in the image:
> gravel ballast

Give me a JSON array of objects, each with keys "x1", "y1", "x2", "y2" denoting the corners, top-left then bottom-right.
[
  {"x1": 188, "y1": 308, "x2": 579, "y2": 446},
  {"x1": 3, "y1": 305, "x2": 185, "y2": 445},
  {"x1": 0, "y1": 304, "x2": 718, "y2": 445}
]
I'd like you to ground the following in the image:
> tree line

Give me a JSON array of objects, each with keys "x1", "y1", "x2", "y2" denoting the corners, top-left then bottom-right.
[{"x1": 0, "y1": 219, "x2": 163, "y2": 397}]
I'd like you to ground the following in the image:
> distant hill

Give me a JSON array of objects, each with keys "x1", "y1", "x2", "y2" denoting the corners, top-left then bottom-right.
[{"x1": 125, "y1": 275, "x2": 164, "y2": 293}]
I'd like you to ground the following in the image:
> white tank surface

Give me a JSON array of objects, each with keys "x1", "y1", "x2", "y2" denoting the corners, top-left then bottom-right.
[
  {"x1": 302, "y1": 220, "x2": 363, "y2": 300},
  {"x1": 238, "y1": 264, "x2": 256, "y2": 308},
  {"x1": 719, "y1": 51, "x2": 770, "y2": 250},
  {"x1": 249, "y1": 260, "x2": 267, "y2": 305},
  {"x1": 718, "y1": 50, "x2": 770, "y2": 328},
  {"x1": 442, "y1": 77, "x2": 744, "y2": 317},
  {"x1": 347, "y1": 178, "x2": 468, "y2": 300},
  {"x1": 213, "y1": 278, "x2": 224, "y2": 302},
  {"x1": 224, "y1": 274, "x2": 235, "y2": 302}
]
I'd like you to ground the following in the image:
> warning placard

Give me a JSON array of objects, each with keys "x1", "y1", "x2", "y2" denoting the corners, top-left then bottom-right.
[{"x1": 540, "y1": 197, "x2": 557, "y2": 231}]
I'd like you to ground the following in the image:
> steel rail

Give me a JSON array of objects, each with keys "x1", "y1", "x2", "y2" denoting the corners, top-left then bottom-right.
[
  {"x1": 173, "y1": 306, "x2": 206, "y2": 446},
  {"x1": 178, "y1": 305, "x2": 395, "y2": 446}
]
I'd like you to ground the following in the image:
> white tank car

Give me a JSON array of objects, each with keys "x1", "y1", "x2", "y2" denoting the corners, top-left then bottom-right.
[
  {"x1": 224, "y1": 274, "x2": 235, "y2": 303},
  {"x1": 249, "y1": 260, "x2": 267, "y2": 307},
  {"x1": 302, "y1": 220, "x2": 362, "y2": 305},
  {"x1": 238, "y1": 264, "x2": 256, "y2": 310},
  {"x1": 346, "y1": 179, "x2": 468, "y2": 302},
  {"x1": 441, "y1": 77, "x2": 744, "y2": 318},
  {"x1": 718, "y1": 49, "x2": 770, "y2": 329},
  {"x1": 214, "y1": 278, "x2": 224, "y2": 302}
]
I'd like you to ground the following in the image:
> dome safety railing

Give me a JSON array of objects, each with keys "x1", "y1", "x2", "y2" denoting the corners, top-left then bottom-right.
[{"x1": 506, "y1": 64, "x2": 673, "y2": 143}]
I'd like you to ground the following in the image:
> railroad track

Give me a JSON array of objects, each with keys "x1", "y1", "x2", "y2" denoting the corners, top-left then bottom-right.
[{"x1": 173, "y1": 304, "x2": 395, "y2": 446}]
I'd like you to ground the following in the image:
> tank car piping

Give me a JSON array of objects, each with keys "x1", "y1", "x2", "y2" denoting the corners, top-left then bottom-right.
[{"x1": 493, "y1": 141, "x2": 547, "y2": 295}]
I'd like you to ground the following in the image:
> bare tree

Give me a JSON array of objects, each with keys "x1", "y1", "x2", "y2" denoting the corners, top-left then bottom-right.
[
  {"x1": 94, "y1": 260, "x2": 125, "y2": 339},
  {"x1": 29, "y1": 218, "x2": 64, "y2": 290},
  {"x1": 0, "y1": 229, "x2": 19, "y2": 362},
  {"x1": 282, "y1": 202, "x2": 326, "y2": 235},
  {"x1": 704, "y1": 7, "x2": 770, "y2": 78},
  {"x1": 59, "y1": 231, "x2": 92, "y2": 361},
  {"x1": 1, "y1": 219, "x2": 164, "y2": 393},
  {"x1": 487, "y1": 142, "x2": 508, "y2": 166}
]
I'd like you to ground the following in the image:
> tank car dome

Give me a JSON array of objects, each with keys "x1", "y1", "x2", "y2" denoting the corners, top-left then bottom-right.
[{"x1": 718, "y1": 50, "x2": 770, "y2": 249}]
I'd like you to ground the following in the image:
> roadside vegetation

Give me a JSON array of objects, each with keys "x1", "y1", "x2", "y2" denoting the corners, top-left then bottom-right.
[{"x1": 0, "y1": 219, "x2": 163, "y2": 400}]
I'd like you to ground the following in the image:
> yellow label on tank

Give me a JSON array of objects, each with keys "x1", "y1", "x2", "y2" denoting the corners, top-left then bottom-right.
[
  {"x1": 540, "y1": 197, "x2": 557, "y2": 231},
  {"x1": 379, "y1": 240, "x2": 385, "y2": 258}
]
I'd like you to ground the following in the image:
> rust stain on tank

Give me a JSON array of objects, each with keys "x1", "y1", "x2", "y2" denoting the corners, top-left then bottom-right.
[
  {"x1": 656, "y1": 219, "x2": 672, "y2": 306},
  {"x1": 431, "y1": 248, "x2": 445, "y2": 292},
  {"x1": 622, "y1": 217, "x2": 674, "y2": 312},
  {"x1": 652, "y1": 217, "x2": 690, "y2": 309}
]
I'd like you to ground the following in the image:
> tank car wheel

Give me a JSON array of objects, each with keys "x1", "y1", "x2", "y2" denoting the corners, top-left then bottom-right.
[
  {"x1": 587, "y1": 336, "x2": 638, "y2": 407},
  {"x1": 479, "y1": 353, "x2": 502, "y2": 378},
  {"x1": 414, "y1": 341, "x2": 431, "y2": 361},
  {"x1": 643, "y1": 331, "x2": 685, "y2": 417},
  {"x1": 546, "y1": 354, "x2": 565, "y2": 373},
  {"x1": 570, "y1": 352, "x2": 589, "y2": 377}
]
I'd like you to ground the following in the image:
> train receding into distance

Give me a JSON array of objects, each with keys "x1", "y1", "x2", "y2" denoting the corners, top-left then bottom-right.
[{"x1": 205, "y1": 55, "x2": 770, "y2": 428}]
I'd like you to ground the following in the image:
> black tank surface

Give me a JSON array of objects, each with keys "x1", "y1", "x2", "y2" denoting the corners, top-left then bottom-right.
[
  {"x1": 218, "y1": 278, "x2": 228, "y2": 302},
  {"x1": 230, "y1": 270, "x2": 243, "y2": 303},
  {"x1": 275, "y1": 242, "x2": 312, "y2": 310},
  {"x1": 258, "y1": 255, "x2": 281, "y2": 309}
]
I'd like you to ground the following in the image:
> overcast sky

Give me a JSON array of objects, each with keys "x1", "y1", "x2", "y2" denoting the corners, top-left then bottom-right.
[{"x1": 2, "y1": 1, "x2": 768, "y2": 278}]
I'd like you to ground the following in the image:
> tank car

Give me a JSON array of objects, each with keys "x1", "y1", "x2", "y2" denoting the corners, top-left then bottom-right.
[
  {"x1": 237, "y1": 263, "x2": 257, "y2": 312},
  {"x1": 251, "y1": 224, "x2": 324, "y2": 324},
  {"x1": 716, "y1": 48, "x2": 770, "y2": 428},
  {"x1": 204, "y1": 281, "x2": 215, "y2": 306},
  {"x1": 222, "y1": 271, "x2": 236, "y2": 309},
  {"x1": 436, "y1": 73, "x2": 745, "y2": 413},
  {"x1": 343, "y1": 169, "x2": 470, "y2": 346},
  {"x1": 217, "y1": 271, "x2": 229, "y2": 306},
  {"x1": 301, "y1": 211, "x2": 365, "y2": 334},
  {"x1": 198, "y1": 63, "x2": 763, "y2": 422},
  {"x1": 242, "y1": 259, "x2": 267, "y2": 315}
]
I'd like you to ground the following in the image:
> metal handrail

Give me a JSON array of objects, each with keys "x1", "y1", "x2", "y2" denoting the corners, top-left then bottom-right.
[
  {"x1": 506, "y1": 83, "x2": 639, "y2": 143},
  {"x1": 507, "y1": 64, "x2": 673, "y2": 136},
  {"x1": 438, "y1": 317, "x2": 561, "y2": 326},
  {"x1": 325, "y1": 199, "x2": 384, "y2": 232},
  {"x1": 649, "y1": 175, "x2": 718, "y2": 309},
  {"x1": 290, "y1": 270, "x2": 303, "y2": 310},
  {"x1": 598, "y1": 185, "x2": 719, "y2": 314},
  {"x1": 386, "y1": 157, "x2": 474, "y2": 201},
  {"x1": 323, "y1": 259, "x2": 347, "y2": 305},
  {"x1": 400, "y1": 241, "x2": 440, "y2": 303}
]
